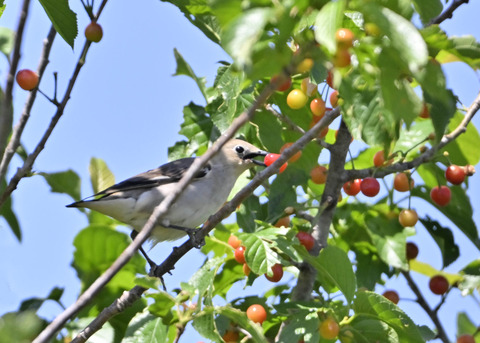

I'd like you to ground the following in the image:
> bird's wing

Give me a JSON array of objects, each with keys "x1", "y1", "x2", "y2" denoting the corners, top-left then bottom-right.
[{"x1": 67, "y1": 157, "x2": 211, "y2": 206}]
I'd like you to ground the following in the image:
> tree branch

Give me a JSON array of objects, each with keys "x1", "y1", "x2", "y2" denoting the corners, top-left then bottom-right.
[
  {"x1": 402, "y1": 271, "x2": 449, "y2": 343},
  {"x1": 429, "y1": 0, "x2": 470, "y2": 26},
  {"x1": 0, "y1": 26, "x2": 57, "y2": 185},
  {"x1": 344, "y1": 91, "x2": 480, "y2": 182},
  {"x1": 0, "y1": 0, "x2": 31, "y2": 160}
]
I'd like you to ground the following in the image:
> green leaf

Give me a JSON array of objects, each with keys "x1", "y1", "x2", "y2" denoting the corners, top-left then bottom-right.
[
  {"x1": 0, "y1": 27, "x2": 14, "y2": 56},
  {"x1": 411, "y1": 0, "x2": 442, "y2": 25},
  {"x1": 0, "y1": 178, "x2": 21, "y2": 241},
  {"x1": 437, "y1": 35, "x2": 480, "y2": 70},
  {"x1": 182, "y1": 257, "x2": 224, "y2": 299},
  {"x1": 267, "y1": 173, "x2": 298, "y2": 220},
  {"x1": 38, "y1": 0, "x2": 77, "y2": 48},
  {"x1": 314, "y1": 0, "x2": 345, "y2": 54},
  {"x1": 123, "y1": 310, "x2": 171, "y2": 343},
  {"x1": 0, "y1": 3, "x2": 5, "y2": 18},
  {"x1": 302, "y1": 245, "x2": 356, "y2": 304},
  {"x1": 360, "y1": 4, "x2": 428, "y2": 74},
  {"x1": 178, "y1": 102, "x2": 216, "y2": 155},
  {"x1": 349, "y1": 317, "x2": 398, "y2": 343},
  {"x1": 457, "y1": 312, "x2": 479, "y2": 338},
  {"x1": 420, "y1": 216, "x2": 459, "y2": 268},
  {"x1": 89, "y1": 158, "x2": 115, "y2": 194},
  {"x1": 0, "y1": 311, "x2": 44, "y2": 343},
  {"x1": 147, "y1": 292, "x2": 178, "y2": 325},
  {"x1": 277, "y1": 310, "x2": 320, "y2": 343},
  {"x1": 39, "y1": 169, "x2": 81, "y2": 201},
  {"x1": 222, "y1": 7, "x2": 272, "y2": 71},
  {"x1": 173, "y1": 48, "x2": 207, "y2": 101},
  {"x1": 393, "y1": 119, "x2": 434, "y2": 155},
  {"x1": 411, "y1": 185, "x2": 480, "y2": 250},
  {"x1": 354, "y1": 291, "x2": 425, "y2": 343},
  {"x1": 213, "y1": 259, "x2": 245, "y2": 299},
  {"x1": 192, "y1": 312, "x2": 223, "y2": 342}
]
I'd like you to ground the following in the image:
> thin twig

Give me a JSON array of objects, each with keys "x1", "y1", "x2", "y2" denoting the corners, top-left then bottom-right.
[
  {"x1": 0, "y1": 0, "x2": 31, "y2": 161},
  {"x1": 265, "y1": 103, "x2": 305, "y2": 134},
  {"x1": 344, "y1": 91, "x2": 480, "y2": 181},
  {"x1": 402, "y1": 271, "x2": 449, "y2": 343},
  {"x1": 429, "y1": 0, "x2": 470, "y2": 26}
]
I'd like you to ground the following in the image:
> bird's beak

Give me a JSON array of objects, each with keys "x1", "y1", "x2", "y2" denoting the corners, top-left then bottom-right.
[{"x1": 243, "y1": 150, "x2": 268, "y2": 167}]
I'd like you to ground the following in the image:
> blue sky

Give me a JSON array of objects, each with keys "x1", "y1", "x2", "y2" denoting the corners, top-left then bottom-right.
[{"x1": 0, "y1": 1, "x2": 479, "y2": 342}]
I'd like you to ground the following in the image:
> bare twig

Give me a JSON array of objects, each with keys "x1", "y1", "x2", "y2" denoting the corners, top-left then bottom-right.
[
  {"x1": 429, "y1": 0, "x2": 470, "y2": 26},
  {"x1": 0, "y1": 0, "x2": 31, "y2": 160},
  {"x1": 402, "y1": 271, "x2": 449, "y2": 343},
  {"x1": 344, "y1": 91, "x2": 480, "y2": 181},
  {"x1": 0, "y1": 26, "x2": 57, "y2": 184}
]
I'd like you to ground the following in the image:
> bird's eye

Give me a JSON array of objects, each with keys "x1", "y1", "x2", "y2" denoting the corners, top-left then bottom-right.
[{"x1": 235, "y1": 145, "x2": 245, "y2": 154}]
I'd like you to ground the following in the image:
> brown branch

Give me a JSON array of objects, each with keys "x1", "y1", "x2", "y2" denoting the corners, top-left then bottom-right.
[
  {"x1": 0, "y1": 0, "x2": 31, "y2": 160},
  {"x1": 0, "y1": 26, "x2": 57, "y2": 184},
  {"x1": 402, "y1": 271, "x2": 449, "y2": 343},
  {"x1": 344, "y1": 91, "x2": 480, "y2": 182},
  {"x1": 429, "y1": 0, "x2": 470, "y2": 26},
  {"x1": 66, "y1": 107, "x2": 341, "y2": 343}
]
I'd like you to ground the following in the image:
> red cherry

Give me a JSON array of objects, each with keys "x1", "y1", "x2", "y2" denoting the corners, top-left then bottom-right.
[
  {"x1": 234, "y1": 246, "x2": 246, "y2": 264},
  {"x1": 360, "y1": 177, "x2": 380, "y2": 197},
  {"x1": 406, "y1": 242, "x2": 419, "y2": 260},
  {"x1": 85, "y1": 22, "x2": 103, "y2": 42},
  {"x1": 246, "y1": 304, "x2": 267, "y2": 324},
  {"x1": 382, "y1": 290, "x2": 400, "y2": 304},
  {"x1": 271, "y1": 74, "x2": 292, "y2": 92},
  {"x1": 430, "y1": 186, "x2": 451, "y2": 206},
  {"x1": 265, "y1": 263, "x2": 283, "y2": 282},
  {"x1": 429, "y1": 275, "x2": 449, "y2": 295},
  {"x1": 343, "y1": 179, "x2": 361, "y2": 196},
  {"x1": 310, "y1": 165, "x2": 328, "y2": 184},
  {"x1": 296, "y1": 231, "x2": 315, "y2": 251},
  {"x1": 264, "y1": 153, "x2": 288, "y2": 173},
  {"x1": 457, "y1": 334, "x2": 475, "y2": 343},
  {"x1": 393, "y1": 172, "x2": 414, "y2": 192},
  {"x1": 310, "y1": 98, "x2": 326, "y2": 117},
  {"x1": 445, "y1": 165, "x2": 466, "y2": 185},
  {"x1": 326, "y1": 71, "x2": 334, "y2": 88},
  {"x1": 16, "y1": 69, "x2": 39, "y2": 90},
  {"x1": 228, "y1": 235, "x2": 242, "y2": 249},
  {"x1": 330, "y1": 90, "x2": 339, "y2": 107}
]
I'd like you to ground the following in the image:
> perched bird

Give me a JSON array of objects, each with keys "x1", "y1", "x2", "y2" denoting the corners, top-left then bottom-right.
[{"x1": 67, "y1": 139, "x2": 267, "y2": 267}]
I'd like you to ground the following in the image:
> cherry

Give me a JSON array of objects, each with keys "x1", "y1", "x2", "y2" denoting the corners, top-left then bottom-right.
[
  {"x1": 420, "y1": 103, "x2": 430, "y2": 118},
  {"x1": 330, "y1": 90, "x2": 339, "y2": 107},
  {"x1": 310, "y1": 98, "x2": 326, "y2": 117},
  {"x1": 457, "y1": 334, "x2": 475, "y2": 343},
  {"x1": 222, "y1": 330, "x2": 239, "y2": 343},
  {"x1": 265, "y1": 263, "x2": 283, "y2": 282},
  {"x1": 271, "y1": 74, "x2": 292, "y2": 92},
  {"x1": 429, "y1": 275, "x2": 449, "y2": 295},
  {"x1": 393, "y1": 172, "x2": 414, "y2": 192},
  {"x1": 373, "y1": 150, "x2": 391, "y2": 167},
  {"x1": 228, "y1": 235, "x2": 242, "y2": 249},
  {"x1": 446, "y1": 165, "x2": 465, "y2": 185},
  {"x1": 430, "y1": 186, "x2": 451, "y2": 206},
  {"x1": 243, "y1": 263, "x2": 251, "y2": 276},
  {"x1": 234, "y1": 246, "x2": 246, "y2": 264},
  {"x1": 326, "y1": 70, "x2": 334, "y2": 88},
  {"x1": 264, "y1": 153, "x2": 288, "y2": 173},
  {"x1": 16, "y1": 69, "x2": 39, "y2": 90},
  {"x1": 296, "y1": 231, "x2": 315, "y2": 251},
  {"x1": 335, "y1": 28, "x2": 354, "y2": 49},
  {"x1": 310, "y1": 165, "x2": 328, "y2": 184},
  {"x1": 280, "y1": 143, "x2": 302, "y2": 163},
  {"x1": 274, "y1": 216, "x2": 290, "y2": 228},
  {"x1": 333, "y1": 49, "x2": 351, "y2": 68},
  {"x1": 319, "y1": 317, "x2": 340, "y2": 340},
  {"x1": 382, "y1": 290, "x2": 400, "y2": 304},
  {"x1": 398, "y1": 209, "x2": 418, "y2": 227},
  {"x1": 246, "y1": 304, "x2": 267, "y2": 324},
  {"x1": 287, "y1": 89, "x2": 308, "y2": 109},
  {"x1": 360, "y1": 177, "x2": 380, "y2": 197},
  {"x1": 406, "y1": 242, "x2": 419, "y2": 260},
  {"x1": 297, "y1": 58, "x2": 314, "y2": 73},
  {"x1": 85, "y1": 22, "x2": 103, "y2": 42},
  {"x1": 343, "y1": 179, "x2": 361, "y2": 196}
]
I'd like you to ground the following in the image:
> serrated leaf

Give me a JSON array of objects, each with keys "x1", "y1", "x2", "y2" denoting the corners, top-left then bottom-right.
[
  {"x1": 354, "y1": 291, "x2": 424, "y2": 343},
  {"x1": 412, "y1": 0, "x2": 442, "y2": 25},
  {"x1": 0, "y1": 311, "x2": 43, "y2": 343},
  {"x1": 184, "y1": 257, "x2": 224, "y2": 299},
  {"x1": 173, "y1": 48, "x2": 207, "y2": 101},
  {"x1": 420, "y1": 216, "x2": 459, "y2": 268},
  {"x1": 349, "y1": 317, "x2": 398, "y2": 343},
  {"x1": 394, "y1": 120, "x2": 434, "y2": 154},
  {"x1": 39, "y1": 169, "x2": 81, "y2": 201},
  {"x1": 147, "y1": 292, "x2": 178, "y2": 325},
  {"x1": 213, "y1": 259, "x2": 245, "y2": 299},
  {"x1": 38, "y1": 0, "x2": 77, "y2": 48},
  {"x1": 0, "y1": 178, "x2": 21, "y2": 241},
  {"x1": 89, "y1": 158, "x2": 114, "y2": 194},
  {"x1": 192, "y1": 312, "x2": 223, "y2": 342},
  {"x1": 302, "y1": 245, "x2": 356, "y2": 304},
  {"x1": 457, "y1": 312, "x2": 479, "y2": 338},
  {"x1": 277, "y1": 310, "x2": 320, "y2": 343},
  {"x1": 123, "y1": 310, "x2": 171, "y2": 343}
]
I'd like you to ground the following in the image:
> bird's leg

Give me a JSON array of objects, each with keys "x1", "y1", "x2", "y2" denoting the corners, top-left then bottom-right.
[
  {"x1": 130, "y1": 230, "x2": 158, "y2": 270},
  {"x1": 164, "y1": 223, "x2": 205, "y2": 248}
]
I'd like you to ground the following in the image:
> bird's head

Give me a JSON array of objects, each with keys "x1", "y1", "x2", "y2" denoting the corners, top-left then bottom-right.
[{"x1": 218, "y1": 139, "x2": 268, "y2": 170}]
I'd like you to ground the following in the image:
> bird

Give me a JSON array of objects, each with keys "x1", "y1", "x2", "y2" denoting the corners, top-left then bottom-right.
[{"x1": 67, "y1": 139, "x2": 268, "y2": 268}]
